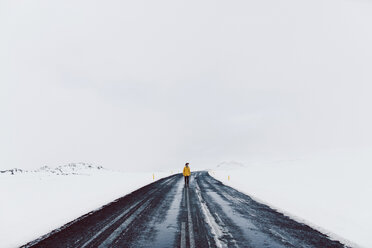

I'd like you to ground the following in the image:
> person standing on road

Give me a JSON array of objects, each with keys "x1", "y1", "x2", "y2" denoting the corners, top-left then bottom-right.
[{"x1": 183, "y1": 163, "x2": 191, "y2": 186}]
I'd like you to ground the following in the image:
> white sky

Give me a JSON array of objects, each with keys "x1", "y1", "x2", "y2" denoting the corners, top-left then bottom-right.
[{"x1": 1, "y1": 0, "x2": 372, "y2": 171}]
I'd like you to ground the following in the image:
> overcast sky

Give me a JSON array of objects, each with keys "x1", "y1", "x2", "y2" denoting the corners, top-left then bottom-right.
[{"x1": 1, "y1": 0, "x2": 372, "y2": 171}]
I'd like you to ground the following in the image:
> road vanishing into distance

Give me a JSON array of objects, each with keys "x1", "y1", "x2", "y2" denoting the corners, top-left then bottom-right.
[{"x1": 23, "y1": 171, "x2": 346, "y2": 248}]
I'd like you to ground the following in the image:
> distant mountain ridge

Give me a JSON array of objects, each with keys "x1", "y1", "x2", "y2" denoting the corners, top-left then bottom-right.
[
  {"x1": 216, "y1": 161, "x2": 246, "y2": 170},
  {"x1": 0, "y1": 163, "x2": 105, "y2": 175}
]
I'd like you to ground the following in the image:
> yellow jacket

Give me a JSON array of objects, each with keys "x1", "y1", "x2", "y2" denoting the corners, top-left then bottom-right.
[{"x1": 183, "y1": 166, "x2": 191, "y2": 176}]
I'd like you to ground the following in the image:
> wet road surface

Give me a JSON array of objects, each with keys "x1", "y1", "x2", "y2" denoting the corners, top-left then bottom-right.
[{"x1": 23, "y1": 171, "x2": 346, "y2": 248}]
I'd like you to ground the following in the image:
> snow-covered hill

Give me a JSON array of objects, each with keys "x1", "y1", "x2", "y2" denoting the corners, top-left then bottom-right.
[
  {"x1": 215, "y1": 161, "x2": 246, "y2": 170},
  {"x1": 0, "y1": 168, "x2": 25, "y2": 175},
  {"x1": 37, "y1": 163, "x2": 105, "y2": 175},
  {"x1": 0, "y1": 163, "x2": 105, "y2": 176}
]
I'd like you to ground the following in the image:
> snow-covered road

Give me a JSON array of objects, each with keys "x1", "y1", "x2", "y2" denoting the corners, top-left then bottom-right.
[{"x1": 23, "y1": 172, "x2": 346, "y2": 248}]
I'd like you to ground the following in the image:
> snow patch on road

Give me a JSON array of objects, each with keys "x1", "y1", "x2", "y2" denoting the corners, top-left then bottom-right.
[
  {"x1": 207, "y1": 191, "x2": 287, "y2": 248},
  {"x1": 194, "y1": 181, "x2": 227, "y2": 248}
]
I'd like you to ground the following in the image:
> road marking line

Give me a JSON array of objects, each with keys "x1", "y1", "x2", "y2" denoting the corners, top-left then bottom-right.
[
  {"x1": 186, "y1": 188, "x2": 195, "y2": 248},
  {"x1": 181, "y1": 222, "x2": 186, "y2": 248}
]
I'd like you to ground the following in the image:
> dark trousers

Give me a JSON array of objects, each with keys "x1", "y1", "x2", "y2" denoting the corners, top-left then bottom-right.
[{"x1": 184, "y1": 176, "x2": 189, "y2": 185}]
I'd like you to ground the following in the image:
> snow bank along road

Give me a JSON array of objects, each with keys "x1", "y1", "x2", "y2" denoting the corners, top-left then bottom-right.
[{"x1": 23, "y1": 172, "x2": 346, "y2": 248}]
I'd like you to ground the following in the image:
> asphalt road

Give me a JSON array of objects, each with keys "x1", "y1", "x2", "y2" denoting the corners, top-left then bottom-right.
[{"x1": 23, "y1": 171, "x2": 346, "y2": 248}]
